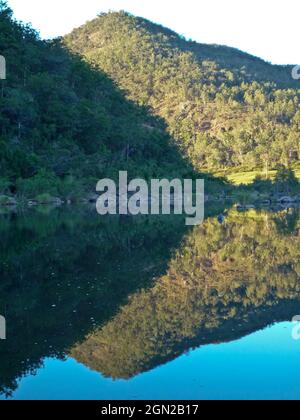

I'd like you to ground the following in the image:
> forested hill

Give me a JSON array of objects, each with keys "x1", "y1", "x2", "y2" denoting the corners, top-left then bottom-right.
[
  {"x1": 1, "y1": 3, "x2": 300, "y2": 200},
  {"x1": 65, "y1": 11, "x2": 300, "y2": 174},
  {"x1": 0, "y1": 2, "x2": 200, "y2": 201},
  {"x1": 66, "y1": 12, "x2": 297, "y2": 88}
]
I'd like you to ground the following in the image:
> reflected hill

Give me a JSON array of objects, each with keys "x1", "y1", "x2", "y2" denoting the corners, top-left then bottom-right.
[
  {"x1": 0, "y1": 207, "x2": 198, "y2": 396},
  {"x1": 1, "y1": 206, "x2": 300, "y2": 395},
  {"x1": 70, "y1": 209, "x2": 300, "y2": 379}
]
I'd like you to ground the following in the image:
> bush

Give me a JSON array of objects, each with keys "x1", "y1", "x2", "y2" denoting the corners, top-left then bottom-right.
[
  {"x1": 274, "y1": 166, "x2": 299, "y2": 194},
  {"x1": 57, "y1": 175, "x2": 85, "y2": 201},
  {"x1": 35, "y1": 193, "x2": 56, "y2": 204},
  {"x1": 0, "y1": 177, "x2": 10, "y2": 195},
  {"x1": 0, "y1": 195, "x2": 16, "y2": 206},
  {"x1": 251, "y1": 175, "x2": 273, "y2": 193},
  {"x1": 16, "y1": 170, "x2": 60, "y2": 198}
]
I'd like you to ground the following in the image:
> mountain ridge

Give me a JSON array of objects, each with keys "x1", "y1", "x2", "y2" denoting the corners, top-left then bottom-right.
[
  {"x1": 64, "y1": 11, "x2": 300, "y2": 174},
  {"x1": 1, "y1": 3, "x2": 300, "y2": 201},
  {"x1": 66, "y1": 11, "x2": 297, "y2": 87}
]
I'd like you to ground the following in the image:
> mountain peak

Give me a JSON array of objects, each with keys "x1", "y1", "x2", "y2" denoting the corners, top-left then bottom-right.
[{"x1": 63, "y1": 11, "x2": 300, "y2": 174}]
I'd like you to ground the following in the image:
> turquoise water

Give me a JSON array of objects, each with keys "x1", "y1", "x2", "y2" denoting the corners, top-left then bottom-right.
[
  {"x1": 2, "y1": 322, "x2": 300, "y2": 400},
  {"x1": 1, "y1": 207, "x2": 300, "y2": 400}
]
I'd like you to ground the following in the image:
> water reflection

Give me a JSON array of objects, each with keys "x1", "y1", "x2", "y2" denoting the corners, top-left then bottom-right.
[{"x1": 0, "y1": 206, "x2": 300, "y2": 397}]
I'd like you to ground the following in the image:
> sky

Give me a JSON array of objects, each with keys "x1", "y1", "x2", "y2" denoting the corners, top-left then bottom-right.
[{"x1": 7, "y1": 0, "x2": 300, "y2": 65}]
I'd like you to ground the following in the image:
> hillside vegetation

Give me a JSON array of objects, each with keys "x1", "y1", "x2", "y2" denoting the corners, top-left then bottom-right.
[
  {"x1": 1, "y1": 3, "x2": 300, "y2": 200},
  {"x1": 65, "y1": 12, "x2": 300, "y2": 175},
  {"x1": 0, "y1": 2, "x2": 200, "y2": 201}
]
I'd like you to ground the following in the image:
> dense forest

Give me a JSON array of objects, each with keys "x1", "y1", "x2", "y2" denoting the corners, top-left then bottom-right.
[
  {"x1": 0, "y1": 2, "x2": 300, "y2": 201},
  {"x1": 65, "y1": 12, "x2": 300, "y2": 175},
  {"x1": 0, "y1": 1, "x2": 202, "y2": 203}
]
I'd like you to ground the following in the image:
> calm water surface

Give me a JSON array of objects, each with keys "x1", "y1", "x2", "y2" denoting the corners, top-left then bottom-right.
[{"x1": 1, "y1": 206, "x2": 300, "y2": 400}]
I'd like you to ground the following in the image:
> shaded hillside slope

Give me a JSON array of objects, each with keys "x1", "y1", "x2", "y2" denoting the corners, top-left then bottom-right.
[{"x1": 2, "y1": 2, "x2": 226, "y2": 201}]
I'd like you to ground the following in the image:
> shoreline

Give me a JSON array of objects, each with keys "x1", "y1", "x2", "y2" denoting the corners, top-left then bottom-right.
[{"x1": 1, "y1": 193, "x2": 300, "y2": 210}]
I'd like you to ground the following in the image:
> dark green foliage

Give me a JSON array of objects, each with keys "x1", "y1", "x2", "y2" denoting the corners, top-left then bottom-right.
[
  {"x1": 1, "y1": 4, "x2": 300, "y2": 196},
  {"x1": 274, "y1": 165, "x2": 299, "y2": 193},
  {"x1": 0, "y1": 208, "x2": 189, "y2": 395},
  {"x1": 0, "y1": 2, "x2": 198, "y2": 197}
]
